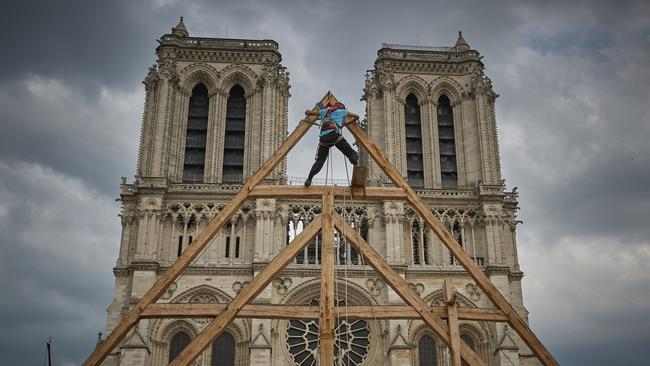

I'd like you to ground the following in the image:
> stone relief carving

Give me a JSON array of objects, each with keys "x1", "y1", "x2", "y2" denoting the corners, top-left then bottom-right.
[
  {"x1": 232, "y1": 281, "x2": 250, "y2": 294},
  {"x1": 189, "y1": 293, "x2": 219, "y2": 304},
  {"x1": 365, "y1": 278, "x2": 385, "y2": 298},
  {"x1": 409, "y1": 283, "x2": 425, "y2": 296},
  {"x1": 161, "y1": 283, "x2": 178, "y2": 300},
  {"x1": 272, "y1": 277, "x2": 293, "y2": 295},
  {"x1": 465, "y1": 283, "x2": 481, "y2": 301}
]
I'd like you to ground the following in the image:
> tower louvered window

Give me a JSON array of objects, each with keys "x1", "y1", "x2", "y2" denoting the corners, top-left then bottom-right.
[
  {"x1": 437, "y1": 95, "x2": 458, "y2": 187},
  {"x1": 183, "y1": 84, "x2": 209, "y2": 183},
  {"x1": 418, "y1": 335, "x2": 437, "y2": 366},
  {"x1": 169, "y1": 332, "x2": 191, "y2": 363},
  {"x1": 405, "y1": 93, "x2": 424, "y2": 188},
  {"x1": 211, "y1": 332, "x2": 235, "y2": 366},
  {"x1": 223, "y1": 85, "x2": 246, "y2": 184}
]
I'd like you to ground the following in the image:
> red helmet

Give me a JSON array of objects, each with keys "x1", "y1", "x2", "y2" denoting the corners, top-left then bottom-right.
[{"x1": 329, "y1": 102, "x2": 346, "y2": 111}]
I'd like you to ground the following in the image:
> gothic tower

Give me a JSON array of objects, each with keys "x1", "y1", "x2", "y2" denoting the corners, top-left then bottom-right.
[
  {"x1": 103, "y1": 20, "x2": 538, "y2": 366},
  {"x1": 104, "y1": 18, "x2": 290, "y2": 366},
  {"x1": 362, "y1": 32, "x2": 539, "y2": 366}
]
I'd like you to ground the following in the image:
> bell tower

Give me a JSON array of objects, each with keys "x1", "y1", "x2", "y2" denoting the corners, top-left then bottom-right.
[
  {"x1": 137, "y1": 17, "x2": 290, "y2": 185},
  {"x1": 363, "y1": 33, "x2": 539, "y2": 366},
  {"x1": 103, "y1": 18, "x2": 290, "y2": 366},
  {"x1": 364, "y1": 32, "x2": 501, "y2": 189}
]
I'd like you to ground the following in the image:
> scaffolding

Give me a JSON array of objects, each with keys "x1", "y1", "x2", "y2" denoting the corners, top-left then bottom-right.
[{"x1": 84, "y1": 92, "x2": 558, "y2": 366}]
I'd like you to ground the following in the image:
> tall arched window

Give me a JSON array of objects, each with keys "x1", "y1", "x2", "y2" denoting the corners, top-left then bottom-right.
[
  {"x1": 211, "y1": 332, "x2": 235, "y2": 366},
  {"x1": 418, "y1": 335, "x2": 437, "y2": 366},
  {"x1": 183, "y1": 84, "x2": 209, "y2": 183},
  {"x1": 223, "y1": 85, "x2": 246, "y2": 184},
  {"x1": 169, "y1": 331, "x2": 191, "y2": 363},
  {"x1": 437, "y1": 95, "x2": 458, "y2": 187},
  {"x1": 404, "y1": 93, "x2": 424, "y2": 188}
]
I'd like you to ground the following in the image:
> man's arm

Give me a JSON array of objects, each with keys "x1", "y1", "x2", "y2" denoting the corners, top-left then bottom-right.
[
  {"x1": 344, "y1": 112, "x2": 359, "y2": 125},
  {"x1": 305, "y1": 109, "x2": 321, "y2": 118}
]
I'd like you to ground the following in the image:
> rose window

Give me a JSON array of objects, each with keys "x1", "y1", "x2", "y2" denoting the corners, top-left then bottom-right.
[{"x1": 286, "y1": 300, "x2": 370, "y2": 365}]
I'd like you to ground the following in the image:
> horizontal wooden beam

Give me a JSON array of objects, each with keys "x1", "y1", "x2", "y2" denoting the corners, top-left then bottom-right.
[
  {"x1": 141, "y1": 304, "x2": 507, "y2": 321},
  {"x1": 248, "y1": 185, "x2": 407, "y2": 200}
]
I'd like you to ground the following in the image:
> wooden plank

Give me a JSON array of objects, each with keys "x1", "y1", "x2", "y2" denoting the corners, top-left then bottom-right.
[
  {"x1": 141, "y1": 303, "x2": 508, "y2": 321},
  {"x1": 169, "y1": 216, "x2": 322, "y2": 366},
  {"x1": 443, "y1": 278, "x2": 457, "y2": 305},
  {"x1": 319, "y1": 192, "x2": 335, "y2": 366},
  {"x1": 248, "y1": 185, "x2": 407, "y2": 200},
  {"x1": 345, "y1": 121, "x2": 560, "y2": 366},
  {"x1": 334, "y1": 214, "x2": 486, "y2": 366},
  {"x1": 82, "y1": 95, "x2": 332, "y2": 366},
  {"x1": 142, "y1": 304, "x2": 318, "y2": 320},
  {"x1": 351, "y1": 166, "x2": 367, "y2": 187},
  {"x1": 444, "y1": 279, "x2": 461, "y2": 366}
]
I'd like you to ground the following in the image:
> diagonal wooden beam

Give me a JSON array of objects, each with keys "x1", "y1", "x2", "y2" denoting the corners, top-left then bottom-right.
[
  {"x1": 345, "y1": 121, "x2": 559, "y2": 366},
  {"x1": 141, "y1": 303, "x2": 508, "y2": 321},
  {"x1": 334, "y1": 214, "x2": 486, "y2": 366},
  {"x1": 83, "y1": 95, "x2": 334, "y2": 366},
  {"x1": 169, "y1": 215, "x2": 323, "y2": 366},
  {"x1": 319, "y1": 192, "x2": 335, "y2": 366}
]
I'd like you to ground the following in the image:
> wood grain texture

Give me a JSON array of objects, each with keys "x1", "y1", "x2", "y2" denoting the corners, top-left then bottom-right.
[
  {"x1": 141, "y1": 304, "x2": 508, "y2": 321},
  {"x1": 319, "y1": 192, "x2": 335, "y2": 366},
  {"x1": 444, "y1": 279, "x2": 461, "y2": 366},
  {"x1": 248, "y1": 185, "x2": 406, "y2": 200}
]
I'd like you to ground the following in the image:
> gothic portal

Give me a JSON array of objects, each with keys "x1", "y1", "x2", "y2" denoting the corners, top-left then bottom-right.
[{"x1": 102, "y1": 19, "x2": 539, "y2": 366}]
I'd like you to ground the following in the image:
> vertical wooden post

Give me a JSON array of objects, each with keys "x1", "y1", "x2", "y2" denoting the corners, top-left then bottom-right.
[
  {"x1": 444, "y1": 278, "x2": 461, "y2": 366},
  {"x1": 319, "y1": 192, "x2": 335, "y2": 366}
]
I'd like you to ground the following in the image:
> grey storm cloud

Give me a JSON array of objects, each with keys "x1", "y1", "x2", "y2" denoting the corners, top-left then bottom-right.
[{"x1": 0, "y1": 0, "x2": 648, "y2": 365}]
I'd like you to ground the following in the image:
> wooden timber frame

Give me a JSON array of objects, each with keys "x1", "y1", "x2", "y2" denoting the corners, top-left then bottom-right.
[{"x1": 84, "y1": 92, "x2": 558, "y2": 366}]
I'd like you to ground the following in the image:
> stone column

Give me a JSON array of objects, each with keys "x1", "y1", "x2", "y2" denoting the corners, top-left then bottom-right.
[
  {"x1": 254, "y1": 199, "x2": 276, "y2": 262},
  {"x1": 138, "y1": 66, "x2": 160, "y2": 178},
  {"x1": 384, "y1": 201, "x2": 405, "y2": 265}
]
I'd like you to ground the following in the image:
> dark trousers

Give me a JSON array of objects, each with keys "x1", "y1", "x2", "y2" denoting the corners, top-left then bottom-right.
[{"x1": 307, "y1": 138, "x2": 358, "y2": 180}]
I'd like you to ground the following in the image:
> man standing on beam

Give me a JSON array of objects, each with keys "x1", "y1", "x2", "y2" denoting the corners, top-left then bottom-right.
[{"x1": 304, "y1": 101, "x2": 359, "y2": 187}]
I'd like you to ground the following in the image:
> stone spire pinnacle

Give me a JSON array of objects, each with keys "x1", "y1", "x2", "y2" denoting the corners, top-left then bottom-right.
[
  {"x1": 171, "y1": 16, "x2": 189, "y2": 37},
  {"x1": 454, "y1": 31, "x2": 470, "y2": 51}
]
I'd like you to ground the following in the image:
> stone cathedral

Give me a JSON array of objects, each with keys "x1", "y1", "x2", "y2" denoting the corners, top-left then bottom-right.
[{"x1": 103, "y1": 18, "x2": 539, "y2": 366}]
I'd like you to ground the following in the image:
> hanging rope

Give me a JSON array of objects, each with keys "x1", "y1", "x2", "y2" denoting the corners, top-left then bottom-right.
[{"x1": 340, "y1": 150, "x2": 387, "y2": 366}]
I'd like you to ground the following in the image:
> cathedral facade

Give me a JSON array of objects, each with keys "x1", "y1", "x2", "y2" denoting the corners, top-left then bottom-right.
[{"x1": 103, "y1": 18, "x2": 539, "y2": 366}]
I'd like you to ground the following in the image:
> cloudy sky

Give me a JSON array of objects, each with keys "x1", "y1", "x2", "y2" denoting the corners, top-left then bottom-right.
[{"x1": 0, "y1": 0, "x2": 648, "y2": 365}]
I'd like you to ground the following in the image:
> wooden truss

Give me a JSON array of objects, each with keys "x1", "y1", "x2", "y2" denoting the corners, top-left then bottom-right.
[{"x1": 84, "y1": 92, "x2": 558, "y2": 366}]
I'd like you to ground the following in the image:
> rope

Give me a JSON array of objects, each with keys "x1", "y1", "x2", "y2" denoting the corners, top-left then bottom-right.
[{"x1": 340, "y1": 151, "x2": 386, "y2": 366}]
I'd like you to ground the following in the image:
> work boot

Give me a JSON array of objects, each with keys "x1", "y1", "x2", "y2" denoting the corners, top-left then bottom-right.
[{"x1": 304, "y1": 177, "x2": 312, "y2": 187}]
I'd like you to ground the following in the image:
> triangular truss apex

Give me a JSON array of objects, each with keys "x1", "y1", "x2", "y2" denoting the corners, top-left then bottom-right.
[{"x1": 83, "y1": 92, "x2": 558, "y2": 366}]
